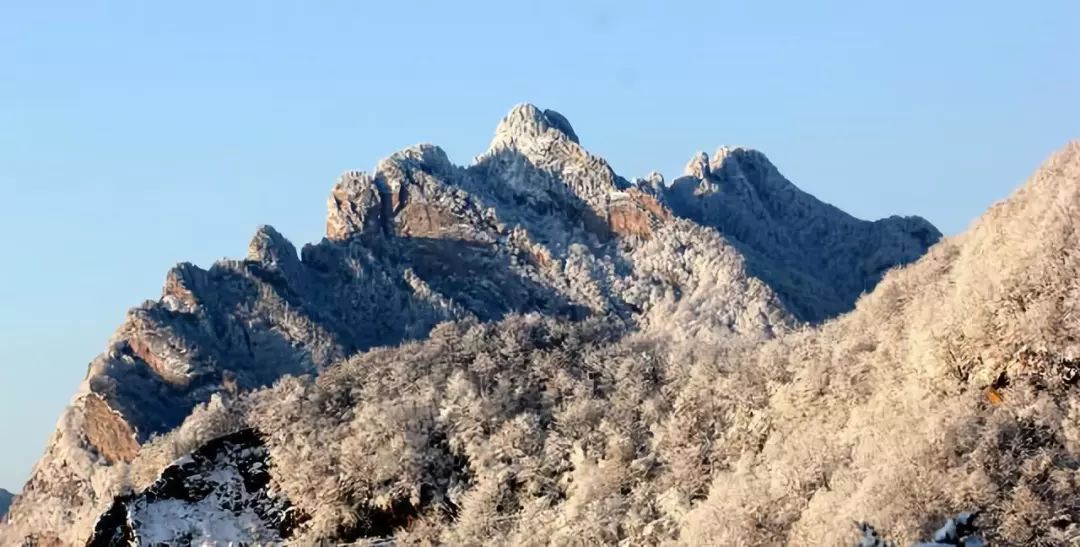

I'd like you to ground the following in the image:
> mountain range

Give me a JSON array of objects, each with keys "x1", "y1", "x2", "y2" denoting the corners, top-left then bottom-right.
[{"x1": 3, "y1": 105, "x2": 1077, "y2": 545}]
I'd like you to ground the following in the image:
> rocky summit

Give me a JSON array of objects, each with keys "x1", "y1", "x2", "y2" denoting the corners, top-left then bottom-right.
[{"x1": 35, "y1": 105, "x2": 1080, "y2": 546}]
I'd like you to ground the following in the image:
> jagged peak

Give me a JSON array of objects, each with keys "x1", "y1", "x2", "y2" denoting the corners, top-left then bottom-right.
[
  {"x1": 161, "y1": 262, "x2": 207, "y2": 313},
  {"x1": 681, "y1": 147, "x2": 776, "y2": 182},
  {"x1": 376, "y1": 143, "x2": 456, "y2": 177},
  {"x1": 246, "y1": 225, "x2": 299, "y2": 269},
  {"x1": 491, "y1": 103, "x2": 580, "y2": 147},
  {"x1": 684, "y1": 151, "x2": 711, "y2": 179},
  {"x1": 326, "y1": 170, "x2": 387, "y2": 240},
  {"x1": 539, "y1": 108, "x2": 579, "y2": 144},
  {"x1": 633, "y1": 171, "x2": 666, "y2": 194},
  {"x1": 709, "y1": 146, "x2": 775, "y2": 174},
  {"x1": 326, "y1": 144, "x2": 477, "y2": 242},
  {"x1": 474, "y1": 103, "x2": 627, "y2": 221}
]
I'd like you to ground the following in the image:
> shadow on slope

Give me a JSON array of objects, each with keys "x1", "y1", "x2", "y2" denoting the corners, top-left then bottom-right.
[{"x1": 665, "y1": 148, "x2": 941, "y2": 321}]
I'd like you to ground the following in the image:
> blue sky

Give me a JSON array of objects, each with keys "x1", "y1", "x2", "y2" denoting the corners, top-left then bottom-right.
[{"x1": 0, "y1": 1, "x2": 1077, "y2": 491}]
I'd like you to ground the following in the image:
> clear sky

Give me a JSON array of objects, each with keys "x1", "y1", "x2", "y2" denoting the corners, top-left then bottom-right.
[{"x1": 0, "y1": 1, "x2": 1077, "y2": 491}]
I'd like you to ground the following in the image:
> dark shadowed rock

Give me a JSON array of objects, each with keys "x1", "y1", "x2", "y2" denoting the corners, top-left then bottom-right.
[
  {"x1": 0, "y1": 489, "x2": 13, "y2": 521},
  {"x1": 666, "y1": 146, "x2": 941, "y2": 321}
]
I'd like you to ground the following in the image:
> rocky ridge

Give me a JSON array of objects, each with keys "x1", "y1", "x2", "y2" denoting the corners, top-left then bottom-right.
[
  {"x1": 97, "y1": 140, "x2": 1080, "y2": 546},
  {"x1": 667, "y1": 146, "x2": 939, "y2": 321},
  {"x1": 0, "y1": 104, "x2": 941, "y2": 545}
]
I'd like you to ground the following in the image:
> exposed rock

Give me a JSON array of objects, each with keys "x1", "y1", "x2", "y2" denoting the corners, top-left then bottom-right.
[
  {"x1": 478, "y1": 103, "x2": 627, "y2": 238},
  {"x1": 247, "y1": 225, "x2": 301, "y2": 273},
  {"x1": 684, "y1": 150, "x2": 711, "y2": 180},
  {"x1": 87, "y1": 429, "x2": 299, "y2": 546},
  {"x1": 81, "y1": 394, "x2": 139, "y2": 465},
  {"x1": 491, "y1": 104, "x2": 581, "y2": 147},
  {"x1": 607, "y1": 189, "x2": 671, "y2": 239},
  {"x1": 326, "y1": 171, "x2": 388, "y2": 240}
]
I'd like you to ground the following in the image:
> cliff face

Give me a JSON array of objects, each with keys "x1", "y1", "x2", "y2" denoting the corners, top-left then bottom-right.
[{"x1": 0, "y1": 104, "x2": 941, "y2": 546}]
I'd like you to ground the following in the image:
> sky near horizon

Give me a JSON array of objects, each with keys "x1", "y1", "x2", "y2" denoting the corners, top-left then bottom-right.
[{"x1": 0, "y1": 1, "x2": 1078, "y2": 491}]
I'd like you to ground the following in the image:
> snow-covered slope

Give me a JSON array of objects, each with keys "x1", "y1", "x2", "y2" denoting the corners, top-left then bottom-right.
[{"x1": 87, "y1": 428, "x2": 297, "y2": 546}]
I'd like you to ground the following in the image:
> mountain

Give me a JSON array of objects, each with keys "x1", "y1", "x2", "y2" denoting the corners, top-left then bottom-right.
[
  {"x1": 1, "y1": 104, "x2": 946, "y2": 546},
  {"x1": 85, "y1": 139, "x2": 1079, "y2": 547},
  {"x1": 0, "y1": 489, "x2": 12, "y2": 521},
  {"x1": 667, "y1": 146, "x2": 939, "y2": 321}
]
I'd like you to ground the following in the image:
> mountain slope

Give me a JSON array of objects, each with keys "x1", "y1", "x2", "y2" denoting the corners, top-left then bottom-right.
[
  {"x1": 0, "y1": 104, "x2": 940, "y2": 546},
  {"x1": 91, "y1": 141, "x2": 1080, "y2": 546},
  {"x1": 668, "y1": 146, "x2": 940, "y2": 321}
]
